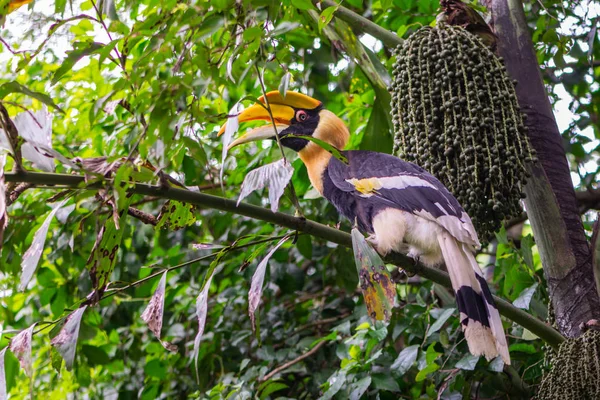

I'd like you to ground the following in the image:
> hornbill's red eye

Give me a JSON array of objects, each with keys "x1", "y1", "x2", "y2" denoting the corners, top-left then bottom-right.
[{"x1": 296, "y1": 110, "x2": 308, "y2": 122}]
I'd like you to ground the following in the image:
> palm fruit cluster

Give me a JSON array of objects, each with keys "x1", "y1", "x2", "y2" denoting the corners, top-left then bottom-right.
[
  {"x1": 390, "y1": 24, "x2": 536, "y2": 242},
  {"x1": 534, "y1": 329, "x2": 600, "y2": 399}
]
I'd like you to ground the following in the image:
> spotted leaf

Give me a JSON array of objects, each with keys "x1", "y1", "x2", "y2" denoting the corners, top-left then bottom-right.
[
  {"x1": 50, "y1": 306, "x2": 87, "y2": 371},
  {"x1": 156, "y1": 200, "x2": 196, "y2": 230},
  {"x1": 249, "y1": 237, "x2": 289, "y2": 331},
  {"x1": 141, "y1": 272, "x2": 176, "y2": 351},
  {"x1": 86, "y1": 195, "x2": 133, "y2": 296},
  {"x1": 351, "y1": 228, "x2": 396, "y2": 322},
  {"x1": 9, "y1": 324, "x2": 35, "y2": 377}
]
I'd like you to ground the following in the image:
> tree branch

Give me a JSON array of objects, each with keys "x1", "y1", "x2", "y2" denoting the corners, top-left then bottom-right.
[
  {"x1": 315, "y1": 0, "x2": 403, "y2": 48},
  {"x1": 480, "y1": 0, "x2": 600, "y2": 338},
  {"x1": 4, "y1": 171, "x2": 565, "y2": 348}
]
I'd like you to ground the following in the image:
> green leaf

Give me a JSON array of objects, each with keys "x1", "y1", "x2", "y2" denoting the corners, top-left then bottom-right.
[
  {"x1": 287, "y1": 134, "x2": 349, "y2": 164},
  {"x1": 513, "y1": 283, "x2": 539, "y2": 310},
  {"x1": 455, "y1": 354, "x2": 480, "y2": 370},
  {"x1": 156, "y1": 200, "x2": 197, "y2": 230},
  {"x1": 81, "y1": 345, "x2": 110, "y2": 366},
  {"x1": 259, "y1": 381, "x2": 288, "y2": 400},
  {"x1": 425, "y1": 343, "x2": 441, "y2": 364},
  {"x1": 390, "y1": 345, "x2": 419, "y2": 376},
  {"x1": 52, "y1": 42, "x2": 104, "y2": 85},
  {"x1": 320, "y1": 370, "x2": 347, "y2": 400},
  {"x1": 351, "y1": 228, "x2": 397, "y2": 322},
  {"x1": 296, "y1": 234, "x2": 313, "y2": 259},
  {"x1": 415, "y1": 362, "x2": 439, "y2": 382},
  {"x1": 349, "y1": 376, "x2": 371, "y2": 400},
  {"x1": 318, "y1": 6, "x2": 337, "y2": 33},
  {"x1": 360, "y1": 90, "x2": 393, "y2": 153},
  {"x1": 291, "y1": 0, "x2": 313, "y2": 10},
  {"x1": 508, "y1": 343, "x2": 537, "y2": 354},
  {"x1": 427, "y1": 308, "x2": 456, "y2": 337},
  {"x1": 0, "y1": 81, "x2": 64, "y2": 113},
  {"x1": 371, "y1": 373, "x2": 400, "y2": 392}
]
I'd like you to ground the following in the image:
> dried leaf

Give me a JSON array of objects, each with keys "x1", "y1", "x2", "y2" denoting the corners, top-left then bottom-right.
[
  {"x1": 156, "y1": 200, "x2": 196, "y2": 230},
  {"x1": 193, "y1": 268, "x2": 215, "y2": 381},
  {"x1": 513, "y1": 283, "x2": 539, "y2": 310},
  {"x1": 12, "y1": 109, "x2": 54, "y2": 172},
  {"x1": 20, "y1": 198, "x2": 70, "y2": 291},
  {"x1": 278, "y1": 72, "x2": 292, "y2": 99},
  {"x1": 237, "y1": 159, "x2": 294, "y2": 212},
  {"x1": 249, "y1": 237, "x2": 289, "y2": 331},
  {"x1": 0, "y1": 153, "x2": 7, "y2": 248},
  {"x1": 351, "y1": 228, "x2": 396, "y2": 322},
  {"x1": 192, "y1": 243, "x2": 224, "y2": 250},
  {"x1": 0, "y1": 347, "x2": 6, "y2": 400},
  {"x1": 50, "y1": 306, "x2": 87, "y2": 371},
  {"x1": 9, "y1": 324, "x2": 35, "y2": 377},
  {"x1": 141, "y1": 272, "x2": 176, "y2": 351},
  {"x1": 0, "y1": 81, "x2": 64, "y2": 113}
]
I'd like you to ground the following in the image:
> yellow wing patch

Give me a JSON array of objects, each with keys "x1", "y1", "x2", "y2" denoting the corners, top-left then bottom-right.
[{"x1": 346, "y1": 177, "x2": 382, "y2": 196}]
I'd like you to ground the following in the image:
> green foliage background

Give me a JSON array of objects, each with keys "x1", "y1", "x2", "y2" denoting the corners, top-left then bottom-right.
[{"x1": 0, "y1": 0, "x2": 598, "y2": 398}]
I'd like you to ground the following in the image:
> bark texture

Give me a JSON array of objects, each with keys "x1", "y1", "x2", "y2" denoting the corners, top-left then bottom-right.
[{"x1": 483, "y1": 0, "x2": 600, "y2": 337}]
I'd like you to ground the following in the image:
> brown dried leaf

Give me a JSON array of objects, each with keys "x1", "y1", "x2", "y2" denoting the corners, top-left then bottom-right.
[
  {"x1": 0, "y1": 153, "x2": 7, "y2": 250},
  {"x1": 0, "y1": 347, "x2": 7, "y2": 400},
  {"x1": 9, "y1": 324, "x2": 35, "y2": 377},
  {"x1": 248, "y1": 237, "x2": 289, "y2": 331},
  {"x1": 50, "y1": 306, "x2": 87, "y2": 371},
  {"x1": 20, "y1": 198, "x2": 69, "y2": 291},
  {"x1": 193, "y1": 268, "x2": 215, "y2": 381},
  {"x1": 141, "y1": 272, "x2": 176, "y2": 352}
]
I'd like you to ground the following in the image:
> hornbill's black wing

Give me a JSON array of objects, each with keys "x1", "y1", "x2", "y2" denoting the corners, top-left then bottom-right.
[{"x1": 324, "y1": 150, "x2": 479, "y2": 247}]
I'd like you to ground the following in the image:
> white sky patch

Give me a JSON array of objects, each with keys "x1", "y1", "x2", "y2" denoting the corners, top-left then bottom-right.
[
  {"x1": 329, "y1": 58, "x2": 349, "y2": 76},
  {"x1": 359, "y1": 34, "x2": 383, "y2": 53}
]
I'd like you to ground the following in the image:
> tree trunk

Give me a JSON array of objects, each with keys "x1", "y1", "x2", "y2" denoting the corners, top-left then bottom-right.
[{"x1": 483, "y1": 0, "x2": 600, "y2": 337}]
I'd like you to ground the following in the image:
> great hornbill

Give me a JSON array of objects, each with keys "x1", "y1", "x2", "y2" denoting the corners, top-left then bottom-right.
[{"x1": 220, "y1": 91, "x2": 510, "y2": 364}]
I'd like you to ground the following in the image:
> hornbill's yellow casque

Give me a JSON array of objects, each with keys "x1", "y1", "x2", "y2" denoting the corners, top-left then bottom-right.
[{"x1": 220, "y1": 91, "x2": 510, "y2": 364}]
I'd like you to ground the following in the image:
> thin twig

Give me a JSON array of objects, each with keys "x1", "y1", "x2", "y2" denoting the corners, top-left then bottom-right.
[
  {"x1": 7, "y1": 183, "x2": 33, "y2": 206},
  {"x1": 261, "y1": 340, "x2": 327, "y2": 382},
  {"x1": 127, "y1": 207, "x2": 157, "y2": 225},
  {"x1": 254, "y1": 63, "x2": 303, "y2": 215}
]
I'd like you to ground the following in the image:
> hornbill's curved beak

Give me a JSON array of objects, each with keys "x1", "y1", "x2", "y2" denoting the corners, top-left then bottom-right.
[{"x1": 218, "y1": 91, "x2": 321, "y2": 150}]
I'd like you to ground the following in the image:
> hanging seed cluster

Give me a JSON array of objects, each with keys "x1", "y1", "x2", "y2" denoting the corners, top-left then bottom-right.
[
  {"x1": 390, "y1": 25, "x2": 536, "y2": 242},
  {"x1": 534, "y1": 329, "x2": 600, "y2": 400}
]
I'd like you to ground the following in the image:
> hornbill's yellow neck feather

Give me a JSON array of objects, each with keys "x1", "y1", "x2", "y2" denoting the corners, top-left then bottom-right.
[{"x1": 298, "y1": 110, "x2": 349, "y2": 194}]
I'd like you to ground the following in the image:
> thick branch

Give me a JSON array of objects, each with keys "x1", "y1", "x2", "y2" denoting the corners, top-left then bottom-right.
[
  {"x1": 481, "y1": 0, "x2": 600, "y2": 338},
  {"x1": 315, "y1": 0, "x2": 403, "y2": 48},
  {"x1": 4, "y1": 171, "x2": 565, "y2": 348}
]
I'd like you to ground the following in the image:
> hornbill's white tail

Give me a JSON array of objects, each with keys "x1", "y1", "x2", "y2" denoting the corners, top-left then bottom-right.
[{"x1": 438, "y1": 231, "x2": 510, "y2": 364}]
